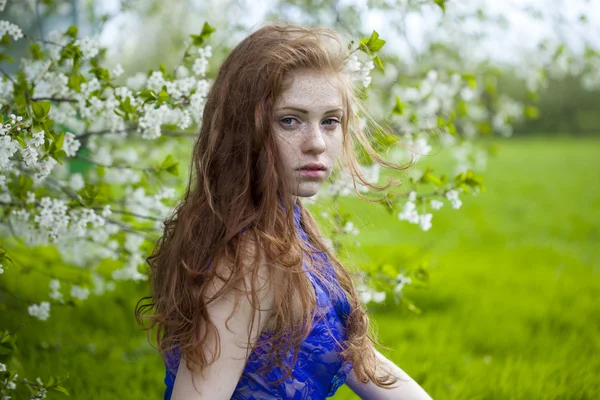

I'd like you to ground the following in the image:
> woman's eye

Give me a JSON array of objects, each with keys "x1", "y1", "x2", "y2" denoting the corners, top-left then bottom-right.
[
  {"x1": 322, "y1": 118, "x2": 340, "y2": 126},
  {"x1": 280, "y1": 117, "x2": 298, "y2": 126}
]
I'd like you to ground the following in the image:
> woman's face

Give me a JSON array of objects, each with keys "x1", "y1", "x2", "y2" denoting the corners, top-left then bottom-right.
[{"x1": 273, "y1": 69, "x2": 345, "y2": 198}]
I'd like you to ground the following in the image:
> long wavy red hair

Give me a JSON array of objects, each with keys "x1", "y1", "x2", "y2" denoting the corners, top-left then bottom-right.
[{"x1": 135, "y1": 23, "x2": 412, "y2": 390}]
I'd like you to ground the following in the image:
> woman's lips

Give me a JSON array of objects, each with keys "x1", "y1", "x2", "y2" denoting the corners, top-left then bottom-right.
[{"x1": 297, "y1": 168, "x2": 326, "y2": 178}]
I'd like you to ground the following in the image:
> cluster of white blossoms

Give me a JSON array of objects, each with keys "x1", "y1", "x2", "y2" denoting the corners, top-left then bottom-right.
[
  {"x1": 357, "y1": 272, "x2": 413, "y2": 304},
  {"x1": 342, "y1": 221, "x2": 359, "y2": 236},
  {"x1": 326, "y1": 163, "x2": 381, "y2": 197},
  {"x1": 344, "y1": 54, "x2": 375, "y2": 87},
  {"x1": 73, "y1": 37, "x2": 100, "y2": 59},
  {"x1": 0, "y1": 23, "x2": 215, "y2": 324},
  {"x1": 27, "y1": 301, "x2": 50, "y2": 321},
  {"x1": 397, "y1": 191, "x2": 433, "y2": 231},
  {"x1": 0, "y1": 19, "x2": 23, "y2": 41},
  {"x1": 445, "y1": 189, "x2": 462, "y2": 209},
  {"x1": 356, "y1": 283, "x2": 386, "y2": 304},
  {"x1": 397, "y1": 189, "x2": 462, "y2": 231},
  {"x1": 0, "y1": 362, "x2": 18, "y2": 394},
  {"x1": 49, "y1": 279, "x2": 63, "y2": 302},
  {"x1": 394, "y1": 273, "x2": 413, "y2": 295},
  {"x1": 192, "y1": 45, "x2": 212, "y2": 77}
]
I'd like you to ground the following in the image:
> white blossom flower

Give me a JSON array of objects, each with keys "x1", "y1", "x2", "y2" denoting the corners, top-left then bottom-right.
[
  {"x1": 49, "y1": 279, "x2": 63, "y2": 302},
  {"x1": 70, "y1": 285, "x2": 90, "y2": 300},
  {"x1": 419, "y1": 213, "x2": 433, "y2": 231},
  {"x1": 342, "y1": 221, "x2": 359, "y2": 236},
  {"x1": 398, "y1": 201, "x2": 419, "y2": 224},
  {"x1": 0, "y1": 362, "x2": 5, "y2": 371},
  {"x1": 394, "y1": 273, "x2": 413, "y2": 294},
  {"x1": 0, "y1": 263, "x2": 4, "y2": 275},
  {"x1": 177, "y1": 109, "x2": 191, "y2": 130},
  {"x1": 146, "y1": 71, "x2": 166, "y2": 92},
  {"x1": 69, "y1": 172, "x2": 85, "y2": 191},
  {"x1": 125, "y1": 72, "x2": 147, "y2": 91},
  {"x1": 372, "y1": 291, "x2": 386, "y2": 303},
  {"x1": 0, "y1": 20, "x2": 23, "y2": 41},
  {"x1": 28, "y1": 301, "x2": 51, "y2": 321},
  {"x1": 74, "y1": 37, "x2": 99, "y2": 59},
  {"x1": 0, "y1": 0, "x2": 6, "y2": 12},
  {"x1": 101, "y1": 205, "x2": 112, "y2": 218},
  {"x1": 192, "y1": 57, "x2": 209, "y2": 77},
  {"x1": 445, "y1": 189, "x2": 463, "y2": 209},
  {"x1": 20, "y1": 146, "x2": 38, "y2": 167},
  {"x1": 407, "y1": 137, "x2": 432, "y2": 162},
  {"x1": 30, "y1": 130, "x2": 45, "y2": 147},
  {"x1": 112, "y1": 63, "x2": 124, "y2": 78},
  {"x1": 430, "y1": 199, "x2": 444, "y2": 210},
  {"x1": 356, "y1": 284, "x2": 386, "y2": 304}
]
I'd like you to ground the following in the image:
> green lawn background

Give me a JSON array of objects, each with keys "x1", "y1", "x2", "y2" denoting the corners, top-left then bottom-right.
[{"x1": 2, "y1": 136, "x2": 599, "y2": 399}]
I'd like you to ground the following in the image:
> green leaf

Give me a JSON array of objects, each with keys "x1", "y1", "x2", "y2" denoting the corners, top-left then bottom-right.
[
  {"x1": 392, "y1": 96, "x2": 404, "y2": 115},
  {"x1": 200, "y1": 22, "x2": 216, "y2": 39},
  {"x1": 90, "y1": 66, "x2": 110, "y2": 82},
  {"x1": 157, "y1": 86, "x2": 170, "y2": 104},
  {"x1": 190, "y1": 22, "x2": 216, "y2": 46},
  {"x1": 52, "y1": 385, "x2": 70, "y2": 396},
  {"x1": 65, "y1": 25, "x2": 78, "y2": 38},
  {"x1": 54, "y1": 132, "x2": 65, "y2": 150},
  {"x1": 434, "y1": 0, "x2": 446, "y2": 12},
  {"x1": 30, "y1": 43, "x2": 44, "y2": 60},
  {"x1": 0, "y1": 52, "x2": 14, "y2": 63},
  {"x1": 68, "y1": 73, "x2": 86, "y2": 92},
  {"x1": 161, "y1": 154, "x2": 179, "y2": 176},
  {"x1": 369, "y1": 39, "x2": 386, "y2": 52},
  {"x1": 524, "y1": 105, "x2": 540, "y2": 119},
  {"x1": 138, "y1": 89, "x2": 158, "y2": 104},
  {"x1": 360, "y1": 30, "x2": 386, "y2": 54},
  {"x1": 373, "y1": 55, "x2": 384, "y2": 70},
  {"x1": 52, "y1": 149, "x2": 67, "y2": 165},
  {"x1": 32, "y1": 101, "x2": 51, "y2": 121}
]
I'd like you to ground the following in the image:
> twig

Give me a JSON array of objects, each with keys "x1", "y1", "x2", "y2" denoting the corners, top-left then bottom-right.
[
  {"x1": 0, "y1": 324, "x2": 26, "y2": 341},
  {"x1": 77, "y1": 126, "x2": 137, "y2": 141},
  {"x1": 23, "y1": 33, "x2": 65, "y2": 48},
  {"x1": 0, "y1": 68, "x2": 17, "y2": 85},
  {"x1": 31, "y1": 97, "x2": 78, "y2": 103},
  {"x1": 173, "y1": 42, "x2": 193, "y2": 77},
  {"x1": 92, "y1": 207, "x2": 163, "y2": 222}
]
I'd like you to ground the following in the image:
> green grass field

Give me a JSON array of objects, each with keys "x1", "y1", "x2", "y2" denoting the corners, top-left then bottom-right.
[{"x1": 2, "y1": 136, "x2": 599, "y2": 399}]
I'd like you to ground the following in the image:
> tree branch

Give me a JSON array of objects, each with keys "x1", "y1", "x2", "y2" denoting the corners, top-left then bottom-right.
[
  {"x1": 0, "y1": 68, "x2": 17, "y2": 85},
  {"x1": 0, "y1": 324, "x2": 26, "y2": 341},
  {"x1": 31, "y1": 97, "x2": 78, "y2": 103}
]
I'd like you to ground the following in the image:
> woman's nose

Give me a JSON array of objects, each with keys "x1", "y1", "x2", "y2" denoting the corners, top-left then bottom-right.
[{"x1": 303, "y1": 123, "x2": 326, "y2": 154}]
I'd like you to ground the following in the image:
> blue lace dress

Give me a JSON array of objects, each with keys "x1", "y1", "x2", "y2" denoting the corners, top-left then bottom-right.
[{"x1": 163, "y1": 203, "x2": 353, "y2": 399}]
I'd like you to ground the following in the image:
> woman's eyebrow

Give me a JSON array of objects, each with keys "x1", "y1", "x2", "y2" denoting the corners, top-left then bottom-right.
[{"x1": 276, "y1": 106, "x2": 343, "y2": 115}]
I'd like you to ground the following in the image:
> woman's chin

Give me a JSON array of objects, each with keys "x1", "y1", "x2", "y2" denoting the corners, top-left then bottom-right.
[{"x1": 294, "y1": 182, "x2": 323, "y2": 198}]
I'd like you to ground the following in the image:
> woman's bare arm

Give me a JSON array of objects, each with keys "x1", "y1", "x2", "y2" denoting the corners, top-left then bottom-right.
[
  {"x1": 345, "y1": 348, "x2": 433, "y2": 400},
  {"x1": 171, "y1": 239, "x2": 275, "y2": 400}
]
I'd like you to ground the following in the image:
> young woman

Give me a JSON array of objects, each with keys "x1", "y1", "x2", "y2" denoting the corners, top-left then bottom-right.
[{"x1": 136, "y1": 24, "x2": 433, "y2": 400}]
